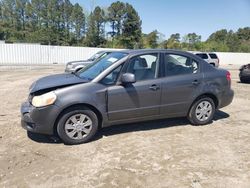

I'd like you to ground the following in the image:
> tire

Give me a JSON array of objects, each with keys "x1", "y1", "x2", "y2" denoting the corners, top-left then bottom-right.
[
  {"x1": 240, "y1": 77, "x2": 247, "y2": 83},
  {"x1": 57, "y1": 107, "x2": 99, "y2": 145},
  {"x1": 188, "y1": 97, "x2": 215, "y2": 126}
]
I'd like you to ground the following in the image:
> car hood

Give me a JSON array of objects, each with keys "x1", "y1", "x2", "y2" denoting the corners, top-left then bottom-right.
[{"x1": 29, "y1": 73, "x2": 88, "y2": 94}]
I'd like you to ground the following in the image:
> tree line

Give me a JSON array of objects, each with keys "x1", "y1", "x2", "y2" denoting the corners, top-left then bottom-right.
[
  {"x1": 0, "y1": 0, "x2": 249, "y2": 52},
  {"x1": 152, "y1": 28, "x2": 250, "y2": 52}
]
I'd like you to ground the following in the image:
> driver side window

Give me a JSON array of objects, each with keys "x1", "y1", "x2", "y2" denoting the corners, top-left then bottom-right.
[
  {"x1": 100, "y1": 65, "x2": 122, "y2": 85},
  {"x1": 126, "y1": 53, "x2": 159, "y2": 81}
]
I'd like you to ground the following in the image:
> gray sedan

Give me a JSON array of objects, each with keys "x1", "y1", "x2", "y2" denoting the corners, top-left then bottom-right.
[
  {"x1": 21, "y1": 49, "x2": 234, "y2": 145},
  {"x1": 65, "y1": 50, "x2": 115, "y2": 72}
]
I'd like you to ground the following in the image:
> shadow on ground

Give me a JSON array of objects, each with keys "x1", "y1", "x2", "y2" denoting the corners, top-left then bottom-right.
[
  {"x1": 27, "y1": 110, "x2": 230, "y2": 144},
  {"x1": 237, "y1": 81, "x2": 250, "y2": 84}
]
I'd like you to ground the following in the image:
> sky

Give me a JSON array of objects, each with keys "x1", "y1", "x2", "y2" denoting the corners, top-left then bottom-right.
[{"x1": 72, "y1": 0, "x2": 250, "y2": 41}]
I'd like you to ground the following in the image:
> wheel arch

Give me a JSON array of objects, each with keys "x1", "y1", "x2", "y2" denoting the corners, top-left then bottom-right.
[
  {"x1": 53, "y1": 103, "x2": 103, "y2": 135},
  {"x1": 189, "y1": 93, "x2": 219, "y2": 113}
]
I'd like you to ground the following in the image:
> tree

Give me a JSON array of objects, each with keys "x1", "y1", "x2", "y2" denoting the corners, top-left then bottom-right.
[
  {"x1": 62, "y1": 0, "x2": 73, "y2": 43},
  {"x1": 207, "y1": 29, "x2": 228, "y2": 43},
  {"x1": 120, "y1": 3, "x2": 142, "y2": 49},
  {"x1": 143, "y1": 30, "x2": 159, "y2": 48},
  {"x1": 15, "y1": 0, "x2": 28, "y2": 30},
  {"x1": 107, "y1": 1, "x2": 125, "y2": 37},
  {"x1": 84, "y1": 6, "x2": 106, "y2": 47},
  {"x1": 181, "y1": 33, "x2": 201, "y2": 50},
  {"x1": 226, "y1": 30, "x2": 240, "y2": 52},
  {"x1": 71, "y1": 3, "x2": 85, "y2": 42},
  {"x1": 236, "y1": 27, "x2": 250, "y2": 52},
  {"x1": 164, "y1": 33, "x2": 181, "y2": 49}
]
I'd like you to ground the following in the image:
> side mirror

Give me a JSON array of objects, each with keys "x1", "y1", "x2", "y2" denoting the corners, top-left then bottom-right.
[{"x1": 121, "y1": 73, "x2": 136, "y2": 85}]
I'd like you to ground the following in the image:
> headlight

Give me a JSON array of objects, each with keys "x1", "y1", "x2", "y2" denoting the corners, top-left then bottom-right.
[{"x1": 32, "y1": 92, "x2": 57, "y2": 107}]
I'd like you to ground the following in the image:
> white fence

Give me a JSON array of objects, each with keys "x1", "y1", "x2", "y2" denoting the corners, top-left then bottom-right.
[
  {"x1": 0, "y1": 43, "x2": 120, "y2": 64},
  {"x1": 215, "y1": 52, "x2": 250, "y2": 66},
  {"x1": 0, "y1": 43, "x2": 250, "y2": 65}
]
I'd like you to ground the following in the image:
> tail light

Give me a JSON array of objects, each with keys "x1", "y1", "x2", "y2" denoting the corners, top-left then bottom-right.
[
  {"x1": 226, "y1": 71, "x2": 231, "y2": 87},
  {"x1": 226, "y1": 71, "x2": 231, "y2": 81}
]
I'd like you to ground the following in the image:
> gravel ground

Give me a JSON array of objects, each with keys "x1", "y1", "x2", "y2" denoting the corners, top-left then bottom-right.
[{"x1": 0, "y1": 65, "x2": 249, "y2": 188}]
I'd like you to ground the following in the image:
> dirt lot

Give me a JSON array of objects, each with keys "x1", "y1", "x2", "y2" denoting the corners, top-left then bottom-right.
[{"x1": 0, "y1": 65, "x2": 249, "y2": 188}]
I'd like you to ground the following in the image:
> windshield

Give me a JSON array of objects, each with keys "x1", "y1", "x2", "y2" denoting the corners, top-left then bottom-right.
[{"x1": 76, "y1": 52, "x2": 127, "y2": 80}]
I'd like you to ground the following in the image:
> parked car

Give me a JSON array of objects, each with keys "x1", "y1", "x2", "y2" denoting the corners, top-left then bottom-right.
[
  {"x1": 65, "y1": 50, "x2": 114, "y2": 72},
  {"x1": 239, "y1": 63, "x2": 250, "y2": 83},
  {"x1": 195, "y1": 52, "x2": 219, "y2": 67},
  {"x1": 21, "y1": 49, "x2": 234, "y2": 145}
]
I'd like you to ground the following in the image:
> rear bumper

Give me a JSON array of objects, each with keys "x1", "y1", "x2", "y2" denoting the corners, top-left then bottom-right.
[
  {"x1": 218, "y1": 89, "x2": 234, "y2": 109},
  {"x1": 21, "y1": 102, "x2": 60, "y2": 135}
]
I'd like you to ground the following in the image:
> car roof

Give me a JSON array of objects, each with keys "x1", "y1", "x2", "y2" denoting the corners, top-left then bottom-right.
[{"x1": 119, "y1": 49, "x2": 196, "y2": 57}]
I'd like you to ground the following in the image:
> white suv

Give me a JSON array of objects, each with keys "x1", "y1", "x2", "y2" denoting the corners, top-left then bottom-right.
[{"x1": 195, "y1": 52, "x2": 219, "y2": 67}]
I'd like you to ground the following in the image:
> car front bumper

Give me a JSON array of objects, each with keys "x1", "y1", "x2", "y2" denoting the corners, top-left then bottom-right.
[{"x1": 21, "y1": 101, "x2": 61, "y2": 135}]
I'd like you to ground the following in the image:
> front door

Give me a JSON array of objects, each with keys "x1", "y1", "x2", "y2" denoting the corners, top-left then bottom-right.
[{"x1": 107, "y1": 53, "x2": 161, "y2": 121}]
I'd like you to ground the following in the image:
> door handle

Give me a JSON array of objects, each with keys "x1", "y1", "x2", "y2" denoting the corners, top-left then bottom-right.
[
  {"x1": 149, "y1": 84, "x2": 160, "y2": 91},
  {"x1": 192, "y1": 80, "x2": 200, "y2": 86}
]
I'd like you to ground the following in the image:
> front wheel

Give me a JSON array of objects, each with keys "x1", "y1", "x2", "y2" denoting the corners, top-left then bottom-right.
[
  {"x1": 57, "y1": 107, "x2": 98, "y2": 145},
  {"x1": 188, "y1": 97, "x2": 215, "y2": 125}
]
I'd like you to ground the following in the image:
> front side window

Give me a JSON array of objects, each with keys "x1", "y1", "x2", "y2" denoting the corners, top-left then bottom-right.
[
  {"x1": 77, "y1": 52, "x2": 127, "y2": 80},
  {"x1": 101, "y1": 65, "x2": 122, "y2": 85},
  {"x1": 126, "y1": 53, "x2": 158, "y2": 81},
  {"x1": 164, "y1": 54, "x2": 198, "y2": 77}
]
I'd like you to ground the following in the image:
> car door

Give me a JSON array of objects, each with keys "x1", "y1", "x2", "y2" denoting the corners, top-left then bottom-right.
[
  {"x1": 107, "y1": 53, "x2": 162, "y2": 121},
  {"x1": 160, "y1": 53, "x2": 203, "y2": 116}
]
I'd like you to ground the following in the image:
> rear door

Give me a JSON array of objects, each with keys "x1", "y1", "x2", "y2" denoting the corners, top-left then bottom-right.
[
  {"x1": 107, "y1": 53, "x2": 162, "y2": 121},
  {"x1": 160, "y1": 53, "x2": 203, "y2": 116}
]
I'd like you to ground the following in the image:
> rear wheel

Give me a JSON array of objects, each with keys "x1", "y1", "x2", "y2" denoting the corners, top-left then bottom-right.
[
  {"x1": 188, "y1": 97, "x2": 215, "y2": 125},
  {"x1": 57, "y1": 107, "x2": 98, "y2": 145}
]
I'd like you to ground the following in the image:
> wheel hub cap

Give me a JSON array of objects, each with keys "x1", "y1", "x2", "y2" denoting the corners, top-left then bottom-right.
[
  {"x1": 195, "y1": 101, "x2": 212, "y2": 122},
  {"x1": 65, "y1": 114, "x2": 93, "y2": 140}
]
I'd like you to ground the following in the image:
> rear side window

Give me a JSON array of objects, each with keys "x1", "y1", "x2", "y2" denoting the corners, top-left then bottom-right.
[
  {"x1": 196, "y1": 53, "x2": 208, "y2": 59},
  {"x1": 209, "y1": 53, "x2": 218, "y2": 59},
  {"x1": 164, "y1": 54, "x2": 199, "y2": 77}
]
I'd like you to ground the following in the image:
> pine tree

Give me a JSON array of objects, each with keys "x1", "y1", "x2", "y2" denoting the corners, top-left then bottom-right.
[
  {"x1": 84, "y1": 6, "x2": 106, "y2": 47},
  {"x1": 121, "y1": 3, "x2": 142, "y2": 49}
]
